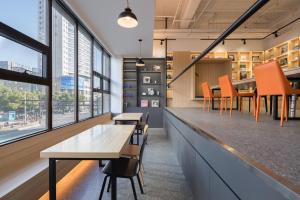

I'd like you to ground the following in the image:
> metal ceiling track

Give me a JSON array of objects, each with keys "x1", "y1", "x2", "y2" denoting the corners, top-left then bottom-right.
[{"x1": 167, "y1": 0, "x2": 270, "y2": 87}]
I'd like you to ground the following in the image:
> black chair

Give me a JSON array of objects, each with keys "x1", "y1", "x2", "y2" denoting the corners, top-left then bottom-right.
[
  {"x1": 99, "y1": 131, "x2": 148, "y2": 200},
  {"x1": 134, "y1": 112, "x2": 149, "y2": 145}
]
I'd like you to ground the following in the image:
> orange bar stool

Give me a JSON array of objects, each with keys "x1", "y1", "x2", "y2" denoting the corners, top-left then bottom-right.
[
  {"x1": 201, "y1": 82, "x2": 219, "y2": 111},
  {"x1": 218, "y1": 75, "x2": 256, "y2": 116},
  {"x1": 253, "y1": 61, "x2": 300, "y2": 127}
]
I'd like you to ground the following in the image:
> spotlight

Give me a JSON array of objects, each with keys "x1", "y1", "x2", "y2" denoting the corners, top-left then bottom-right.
[
  {"x1": 160, "y1": 40, "x2": 164, "y2": 45},
  {"x1": 242, "y1": 39, "x2": 246, "y2": 45},
  {"x1": 274, "y1": 31, "x2": 278, "y2": 38},
  {"x1": 222, "y1": 40, "x2": 225, "y2": 45}
]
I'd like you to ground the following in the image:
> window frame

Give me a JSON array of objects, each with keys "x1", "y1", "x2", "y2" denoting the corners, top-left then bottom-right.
[{"x1": 0, "y1": 0, "x2": 111, "y2": 146}]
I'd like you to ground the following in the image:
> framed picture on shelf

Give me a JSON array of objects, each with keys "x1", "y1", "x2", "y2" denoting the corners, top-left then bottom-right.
[
  {"x1": 143, "y1": 76, "x2": 151, "y2": 84},
  {"x1": 152, "y1": 65, "x2": 161, "y2": 72},
  {"x1": 151, "y1": 100, "x2": 159, "y2": 107},
  {"x1": 141, "y1": 100, "x2": 149, "y2": 107},
  {"x1": 252, "y1": 56, "x2": 260, "y2": 62}
]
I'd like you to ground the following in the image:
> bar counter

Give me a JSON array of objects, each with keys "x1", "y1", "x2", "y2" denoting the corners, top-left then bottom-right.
[{"x1": 164, "y1": 107, "x2": 300, "y2": 200}]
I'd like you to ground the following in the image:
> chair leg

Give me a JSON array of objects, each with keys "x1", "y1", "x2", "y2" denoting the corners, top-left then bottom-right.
[
  {"x1": 253, "y1": 95, "x2": 257, "y2": 117},
  {"x1": 248, "y1": 97, "x2": 251, "y2": 112},
  {"x1": 208, "y1": 97, "x2": 211, "y2": 112},
  {"x1": 129, "y1": 178, "x2": 138, "y2": 200},
  {"x1": 107, "y1": 176, "x2": 111, "y2": 192},
  {"x1": 240, "y1": 97, "x2": 243, "y2": 112},
  {"x1": 256, "y1": 96, "x2": 261, "y2": 122},
  {"x1": 99, "y1": 175, "x2": 108, "y2": 200},
  {"x1": 230, "y1": 97, "x2": 233, "y2": 116},
  {"x1": 224, "y1": 97, "x2": 227, "y2": 111},
  {"x1": 285, "y1": 96, "x2": 288, "y2": 122},
  {"x1": 203, "y1": 97, "x2": 206, "y2": 111},
  {"x1": 280, "y1": 95, "x2": 286, "y2": 127},
  {"x1": 220, "y1": 97, "x2": 223, "y2": 115},
  {"x1": 137, "y1": 174, "x2": 145, "y2": 194}
]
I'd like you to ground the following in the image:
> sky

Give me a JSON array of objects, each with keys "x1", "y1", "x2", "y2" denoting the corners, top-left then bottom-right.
[{"x1": 0, "y1": 0, "x2": 44, "y2": 68}]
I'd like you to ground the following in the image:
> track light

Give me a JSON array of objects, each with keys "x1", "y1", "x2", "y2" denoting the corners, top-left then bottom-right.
[
  {"x1": 136, "y1": 39, "x2": 145, "y2": 67},
  {"x1": 160, "y1": 40, "x2": 164, "y2": 45},
  {"x1": 242, "y1": 39, "x2": 246, "y2": 45},
  {"x1": 274, "y1": 31, "x2": 278, "y2": 38},
  {"x1": 222, "y1": 40, "x2": 225, "y2": 45}
]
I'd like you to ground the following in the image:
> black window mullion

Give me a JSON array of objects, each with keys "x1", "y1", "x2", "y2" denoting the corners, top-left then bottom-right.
[
  {"x1": 91, "y1": 38, "x2": 94, "y2": 117},
  {"x1": 48, "y1": 0, "x2": 53, "y2": 130},
  {"x1": 75, "y1": 22, "x2": 79, "y2": 123},
  {"x1": 101, "y1": 47, "x2": 104, "y2": 114}
]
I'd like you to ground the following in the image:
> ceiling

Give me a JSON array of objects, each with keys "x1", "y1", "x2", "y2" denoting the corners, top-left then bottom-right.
[
  {"x1": 154, "y1": 0, "x2": 300, "y2": 39},
  {"x1": 64, "y1": 0, "x2": 155, "y2": 57}
]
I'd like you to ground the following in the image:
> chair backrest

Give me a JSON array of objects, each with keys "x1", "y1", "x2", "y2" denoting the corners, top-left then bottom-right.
[
  {"x1": 253, "y1": 61, "x2": 292, "y2": 96},
  {"x1": 138, "y1": 127, "x2": 148, "y2": 168},
  {"x1": 201, "y1": 82, "x2": 213, "y2": 98},
  {"x1": 218, "y1": 75, "x2": 237, "y2": 97}
]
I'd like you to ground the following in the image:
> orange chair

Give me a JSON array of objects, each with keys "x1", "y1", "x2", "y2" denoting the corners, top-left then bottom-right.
[
  {"x1": 253, "y1": 61, "x2": 300, "y2": 127},
  {"x1": 201, "y1": 82, "x2": 217, "y2": 111},
  {"x1": 218, "y1": 75, "x2": 255, "y2": 116}
]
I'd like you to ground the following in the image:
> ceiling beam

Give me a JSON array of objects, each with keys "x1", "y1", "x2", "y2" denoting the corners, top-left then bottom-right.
[{"x1": 179, "y1": 0, "x2": 203, "y2": 28}]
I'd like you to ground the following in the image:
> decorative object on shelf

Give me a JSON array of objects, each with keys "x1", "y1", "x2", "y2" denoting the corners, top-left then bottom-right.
[
  {"x1": 117, "y1": 0, "x2": 138, "y2": 28},
  {"x1": 152, "y1": 65, "x2": 161, "y2": 72},
  {"x1": 240, "y1": 64, "x2": 247, "y2": 71},
  {"x1": 151, "y1": 100, "x2": 160, "y2": 107},
  {"x1": 141, "y1": 100, "x2": 149, "y2": 107},
  {"x1": 154, "y1": 80, "x2": 158, "y2": 84},
  {"x1": 167, "y1": 74, "x2": 172, "y2": 79},
  {"x1": 147, "y1": 88, "x2": 155, "y2": 96},
  {"x1": 240, "y1": 55, "x2": 247, "y2": 61},
  {"x1": 228, "y1": 55, "x2": 235, "y2": 61},
  {"x1": 167, "y1": 64, "x2": 172, "y2": 70},
  {"x1": 252, "y1": 56, "x2": 260, "y2": 62},
  {"x1": 292, "y1": 44, "x2": 299, "y2": 51},
  {"x1": 124, "y1": 102, "x2": 129, "y2": 108},
  {"x1": 240, "y1": 71, "x2": 247, "y2": 80},
  {"x1": 280, "y1": 45, "x2": 288, "y2": 54},
  {"x1": 143, "y1": 76, "x2": 151, "y2": 84},
  {"x1": 156, "y1": 91, "x2": 160, "y2": 96},
  {"x1": 136, "y1": 39, "x2": 145, "y2": 67},
  {"x1": 142, "y1": 92, "x2": 147, "y2": 96},
  {"x1": 279, "y1": 57, "x2": 288, "y2": 66},
  {"x1": 166, "y1": 55, "x2": 173, "y2": 61}
]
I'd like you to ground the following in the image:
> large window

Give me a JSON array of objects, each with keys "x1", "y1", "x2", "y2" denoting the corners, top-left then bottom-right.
[
  {"x1": 78, "y1": 27, "x2": 92, "y2": 120},
  {"x1": 0, "y1": 0, "x2": 48, "y2": 44},
  {"x1": 0, "y1": 0, "x2": 111, "y2": 145},
  {"x1": 52, "y1": 1, "x2": 76, "y2": 127}
]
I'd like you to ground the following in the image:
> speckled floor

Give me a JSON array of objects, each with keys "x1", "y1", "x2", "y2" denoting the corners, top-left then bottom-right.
[
  {"x1": 56, "y1": 128, "x2": 193, "y2": 200},
  {"x1": 166, "y1": 107, "x2": 300, "y2": 189}
]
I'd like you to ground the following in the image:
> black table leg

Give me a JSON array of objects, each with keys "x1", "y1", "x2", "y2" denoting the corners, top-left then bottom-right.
[
  {"x1": 49, "y1": 158, "x2": 56, "y2": 200},
  {"x1": 270, "y1": 96, "x2": 273, "y2": 115},
  {"x1": 264, "y1": 96, "x2": 268, "y2": 113},
  {"x1": 111, "y1": 159, "x2": 117, "y2": 200},
  {"x1": 212, "y1": 89, "x2": 216, "y2": 110},
  {"x1": 273, "y1": 96, "x2": 278, "y2": 120},
  {"x1": 248, "y1": 97, "x2": 251, "y2": 112}
]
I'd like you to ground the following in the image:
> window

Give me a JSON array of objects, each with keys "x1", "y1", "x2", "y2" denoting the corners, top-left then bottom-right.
[
  {"x1": 0, "y1": 0, "x2": 48, "y2": 44},
  {"x1": 103, "y1": 51, "x2": 110, "y2": 78},
  {"x1": 94, "y1": 43, "x2": 102, "y2": 74},
  {"x1": 52, "y1": 1, "x2": 76, "y2": 127},
  {"x1": 103, "y1": 93, "x2": 110, "y2": 113},
  {"x1": 78, "y1": 27, "x2": 92, "y2": 120},
  {"x1": 93, "y1": 92, "x2": 102, "y2": 116},
  {"x1": 0, "y1": 36, "x2": 44, "y2": 76},
  {"x1": 0, "y1": 80, "x2": 48, "y2": 144}
]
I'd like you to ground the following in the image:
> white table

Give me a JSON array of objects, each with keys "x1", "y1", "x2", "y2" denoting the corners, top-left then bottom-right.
[
  {"x1": 40, "y1": 124, "x2": 136, "y2": 200},
  {"x1": 113, "y1": 113, "x2": 143, "y2": 124}
]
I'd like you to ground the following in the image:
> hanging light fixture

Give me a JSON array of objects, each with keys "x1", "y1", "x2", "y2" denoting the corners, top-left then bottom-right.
[
  {"x1": 117, "y1": 0, "x2": 138, "y2": 28},
  {"x1": 136, "y1": 39, "x2": 145, "y2": 67}
]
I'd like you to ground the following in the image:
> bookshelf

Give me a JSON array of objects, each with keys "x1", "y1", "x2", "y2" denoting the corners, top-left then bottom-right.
[
  {"x1": 166, "y1": 52, "x2": 174, "y2": 100},
  {"x1": 123, "y1": 58, "x2": 166, "y2": 127}
]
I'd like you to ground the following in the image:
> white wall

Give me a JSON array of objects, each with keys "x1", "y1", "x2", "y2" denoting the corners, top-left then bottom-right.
[{"x1": 110, "y1": 56, "x2": 123, "y2": 114}]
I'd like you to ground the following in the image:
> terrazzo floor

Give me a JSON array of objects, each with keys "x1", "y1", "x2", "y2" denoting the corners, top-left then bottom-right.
[{"x1": 54, "y1": 128, "x2": 193, "y2": 200}]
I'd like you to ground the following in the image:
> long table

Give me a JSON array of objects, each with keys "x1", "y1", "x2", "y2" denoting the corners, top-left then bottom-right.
[
  {"x1": 40, "y1": 124, "x2": 136, "y2": 200},
  {"x1": 210, "y1": 67, "x2": 300, "y2": 119}
]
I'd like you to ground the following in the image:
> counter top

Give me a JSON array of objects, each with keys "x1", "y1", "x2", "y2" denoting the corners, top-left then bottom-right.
[{"x1": 165, "y1": 107, "x2": 300, "y2": 195}]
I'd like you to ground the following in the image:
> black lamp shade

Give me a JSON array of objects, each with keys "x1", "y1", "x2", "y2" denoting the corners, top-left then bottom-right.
[
  {"x1": 118, "y1": 8, "x2": 138, "y2": 28},
  {"x1": 136, "y1": 58, "x2": 145, "y2": 67}
]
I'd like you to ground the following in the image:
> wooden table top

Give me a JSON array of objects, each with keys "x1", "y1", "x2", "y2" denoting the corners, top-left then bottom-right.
[
  {"x1": 40, "y1": 125, "x2": 135, "y2": 159},
  {"x1": 113, "y1": 113, "x2": 143, "y2": 121}
]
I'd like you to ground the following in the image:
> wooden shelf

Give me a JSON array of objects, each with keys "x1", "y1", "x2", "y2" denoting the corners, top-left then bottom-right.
[
  {"x1": 123, "y1": 70, "x2": 137, "y2": 72},
  {"x1": 124, "y1": 79, "x2": 137, "y2": 81},
  {"x1": 140, "y1": 71, "x2": 161, "y2": 73}
]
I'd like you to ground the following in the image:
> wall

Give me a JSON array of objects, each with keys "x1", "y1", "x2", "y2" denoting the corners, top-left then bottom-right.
[{"x1": 110, "y1": 56, "x2": 123, "y2": 114}]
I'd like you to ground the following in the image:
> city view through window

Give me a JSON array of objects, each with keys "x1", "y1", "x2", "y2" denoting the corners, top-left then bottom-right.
[{"x1": 0, "y1": 0, "x2": 110, "y2": 144}]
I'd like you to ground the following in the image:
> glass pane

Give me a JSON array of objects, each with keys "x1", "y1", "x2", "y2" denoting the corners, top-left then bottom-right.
[
  {"x1": 93, "y1": 43, "x2": 102, "y2": 74},
  {"x1": 103, "y1": 93, "x2": 110, "y2": 113},
  {"x1": 93, "y1": 76, "x2": 101, "y2": 89},
  {"x1": 78, "y1": 27, "x2": 92, "y2": 120},
  {"x1": 52, "y1": 2, "x2": 76, "y2": 127},
  {"x1": 0, "y1": 80, "x2": 47, "y2": 144},
  {"x1": 0, "y1": 0, "x2": 48, "y2": 44},
  {"x1": 103, "y1": 52, "x2": 110, "y2": 77},
  {"x1": 0, "y1": 36, "x2": 43, "y2": 76},
  {"x1": 103, "y1": 80, "x2": 109, "y2": 91},
  {"x1": 93, "y1": 92, "x2": 102, "y2": 116}
]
